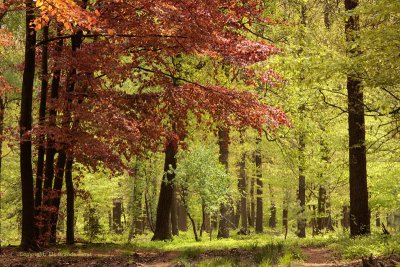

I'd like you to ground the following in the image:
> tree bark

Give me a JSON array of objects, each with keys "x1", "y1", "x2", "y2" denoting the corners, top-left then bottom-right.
[
  {"x1": 255, "y1": 138, "x2": 263, "y2": 233},
  {"x1": 20, "y1": 0, "x2": 37, "y2": 250},
  {"x1": 283, "y1": 206, "x2": 288, "y2": 239},
  {"x1": 297, "y1": 130, "x2": 306, "y2": 238},
  {"x1": 238, "y1": 132, "x2": 247, "y2": 232},
  {"x1": 268, "y1": 184, "x2": 276, "y2": 228},
  {"x1": 249, "y1": 175, "x2": 255, "y2": 228},
  {"x1": 341, "y1": 205, "x2": 350, "y2": 229},
  {"x1": 65, "y1": 157, "x2": 74, "y2": 245},
  {"x1": 113, "y1": 198, "x2": 123, "y2": 234},
  {"x1": 152, "y1": 140, "x2": 177, "y2": 241},
  {"x1": 375, "y1": 211, "x2": 381, "y2": 228},
  {"x1": 345, "y1": 0, "x2": 370, "y2": 236},
  {"x1": 171, "y1": 187, "x2": 179, "y2": 236},
  {"x1": 49, "y1": 153, "x2": 66, "y2": 244},
  {"x1": 35, "y1": 26, "x2": 49, "y2": 210},
  {"x1": 42, "y1": 35, "x2": 63, "y2": 240},
  {"x1": 217, "y1": 127, "x2": 231, "y2": 238},
  {"x1": 177, "y1": 198, "x2": 188, "y2": 231}
]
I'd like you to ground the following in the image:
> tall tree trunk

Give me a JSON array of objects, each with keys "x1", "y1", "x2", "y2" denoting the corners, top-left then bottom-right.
[
  {"x1": 42, "y1": 35, "x2": 63, "y2": 240},
  {"x1": 297, "y1": 130, "x2": 306, "y2": 238},
  {"x1": 65, "y1": 157, "x2": 74, "y2": 245},
  {"x1": 152, "y1": 140, "x2": 177, "y2": 241},
  {"x1": 217, "y1": 127, "x2": 231, "y2": 238},
  {"x1": 171, "y1": 187, "x2": 179, "y2": 236},
  {"x1": 255, "y1": 138, "x2": 263, "y2": 233},
  {"x1": 35, "y1": 26, "x2": 49, "y2": 210},
  {"x1": 249, "y1": 175, "x2": 255, "y2": 228},
  {"x1": 296, "y1": 3, "x2": 307, "y2": 239},
  {"x1": 238, "y1": 133, "x2": 247, "y2": 232},
  {"x1": 345, "y1": 0, "x2": 370, "y2": 236},
  {"x1": 20, "y1": 0, "x2": 37, "y2": 250}
]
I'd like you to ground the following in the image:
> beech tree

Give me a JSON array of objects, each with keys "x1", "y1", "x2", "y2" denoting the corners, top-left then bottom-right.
[{"x1": 344, "y1": 0, "x2": 370, "y2": 236}]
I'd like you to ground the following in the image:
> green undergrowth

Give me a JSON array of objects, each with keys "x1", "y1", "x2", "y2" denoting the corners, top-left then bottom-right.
[
  {"x1": 29, "y1": 230, "x2": 400, "y2": 266},
  {"x1": 327, "y1": 233, "x2": 400, "y2": 260}
]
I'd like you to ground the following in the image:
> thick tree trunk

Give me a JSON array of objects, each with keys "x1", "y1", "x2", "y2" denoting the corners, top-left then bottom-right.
[
  {"x1": 65, "y1": 158, "x2": 74, "y2": 245},
  {"x1": 345, "y1": 0, "x2": 370, "y2": 236},
  {"x1": 255, "y1": 138, "x2": 263, "y2": 233},
  {"x1": 171, "y1": 187, "x2": 179, "y2": 236},
  {"x1": 35, "y1": 26, "x2": 49, "y2": 210},
  {"x1": 297, "y1": 130, "x2": 306, "y2": 238},
  {"x1": 217, "y1": 127, "x2": 231, "y2": 238},
  {"x1": 152, "y1": 140, "x2": 177, "y2": 241},
  {"x1": 20, "y1": 0, "x2": 37, "y2": 250}
]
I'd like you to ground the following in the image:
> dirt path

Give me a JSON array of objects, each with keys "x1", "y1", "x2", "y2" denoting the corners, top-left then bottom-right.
[{"x1": 297, "y1": 247, "x2": 339, "y2": 267}]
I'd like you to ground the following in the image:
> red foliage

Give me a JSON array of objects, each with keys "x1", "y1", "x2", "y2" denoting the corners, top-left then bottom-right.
[{"x1": 28, "y1": 0, "x2": 290, "y2": 172}]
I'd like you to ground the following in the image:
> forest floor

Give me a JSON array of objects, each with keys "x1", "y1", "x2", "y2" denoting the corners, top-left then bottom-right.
[
  {"x1": 1, "y1": 233, "x2": 399, "y2": 266},
  {"x1": 1, "y1": 245, "x2": 399, "y2": 267}
]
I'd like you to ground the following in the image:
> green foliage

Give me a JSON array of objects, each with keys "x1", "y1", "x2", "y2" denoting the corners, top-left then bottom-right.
[
  {"x1": 328, "y1": 234, "x2": 400, "y2": 260},
  {"x1": 83, "y1": 205, "x2": 102, "y2": 242},
  {"x1": 174, "y1": 145, "x2": 235, "y2": 216}
]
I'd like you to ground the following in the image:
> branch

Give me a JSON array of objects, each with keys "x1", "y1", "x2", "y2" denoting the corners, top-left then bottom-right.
[{"x1": 36, "y1": 33, "x2": 188, "y2": 46}]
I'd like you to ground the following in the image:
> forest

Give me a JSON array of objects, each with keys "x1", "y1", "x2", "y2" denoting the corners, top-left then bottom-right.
[{"x1": 0, "y1": 0, "x2": 399, "y2": 266}]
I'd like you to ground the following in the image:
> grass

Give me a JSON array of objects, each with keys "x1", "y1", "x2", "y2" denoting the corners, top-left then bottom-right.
[{"x1": 6, "y1": 228, "x2": 399, "y2": 266}]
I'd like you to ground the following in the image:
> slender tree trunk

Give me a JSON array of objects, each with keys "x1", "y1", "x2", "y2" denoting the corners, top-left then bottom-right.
[
  {"x1": 249, "y1": 175, "x2": 255, "y2": 228},
  {"x1": 42, "y1": 35, "x2": 63, "y2": 240},
  {"x1": 268, "y1": 184, "x2": 277, "y2": 228},
  {"x1": 283, "y1": 204, "x2": 288, "y2": 239},
  {"x1": 152, "y1": 140, "x2": 177, "y2": 241},
  {"x1": 217, "y1": 127, "x2": 231, "y2": 238},
  {"x1": 296, "y1": 3, "x2": 307, "y2": 238},
  {"x1": 20, "y1": 0, "x2": 37, "y2": 250},
  {"x1": 297, "y1": 130, "x2": 306, "y2": 238},
  {"x1": 0, "y1": 96, "x2": 4, "y2": 253},
  {"x1": 341, "y1": 206, "x2": 350, "y2": 229},
  {"x1": 112, "y1": 198, "x2": 123, "y2": 234},
  {"x1": 35, "y1": 26, "x2": 49, "y2": 210},
  {"x1": 317, "y1": 186, "x2": 327, "y2": 233},
  {"x1": 49, "y1": 153, "x2": 66, "y2": 244},
  {"x1": 177, "y1": 198, "x2": 188, "y2": 231},
  {"x1": 326, "y1": 196, "x2": 334, "y2": 231},
  {"x1": 324, "y1": 0, "x2": 331, "y2": 29},
  {"x1": 376, "y1": 211, "x2": 381, "y2": 228},
  {"x1": 171, "y1": 187, "x2": 179, "y2": 236},
  {"x1": 65, "y1": 157, "x2": 74, "y2": 245},
  {"x1": 345, "y1": 0, "x2": 370, "y2": 236},
  {"x1": 238, "y1": 133, "x2": 247, "y2": 232},
  {"x1": 255, "y1": 138, "x2": 263, "y2": 233}
]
